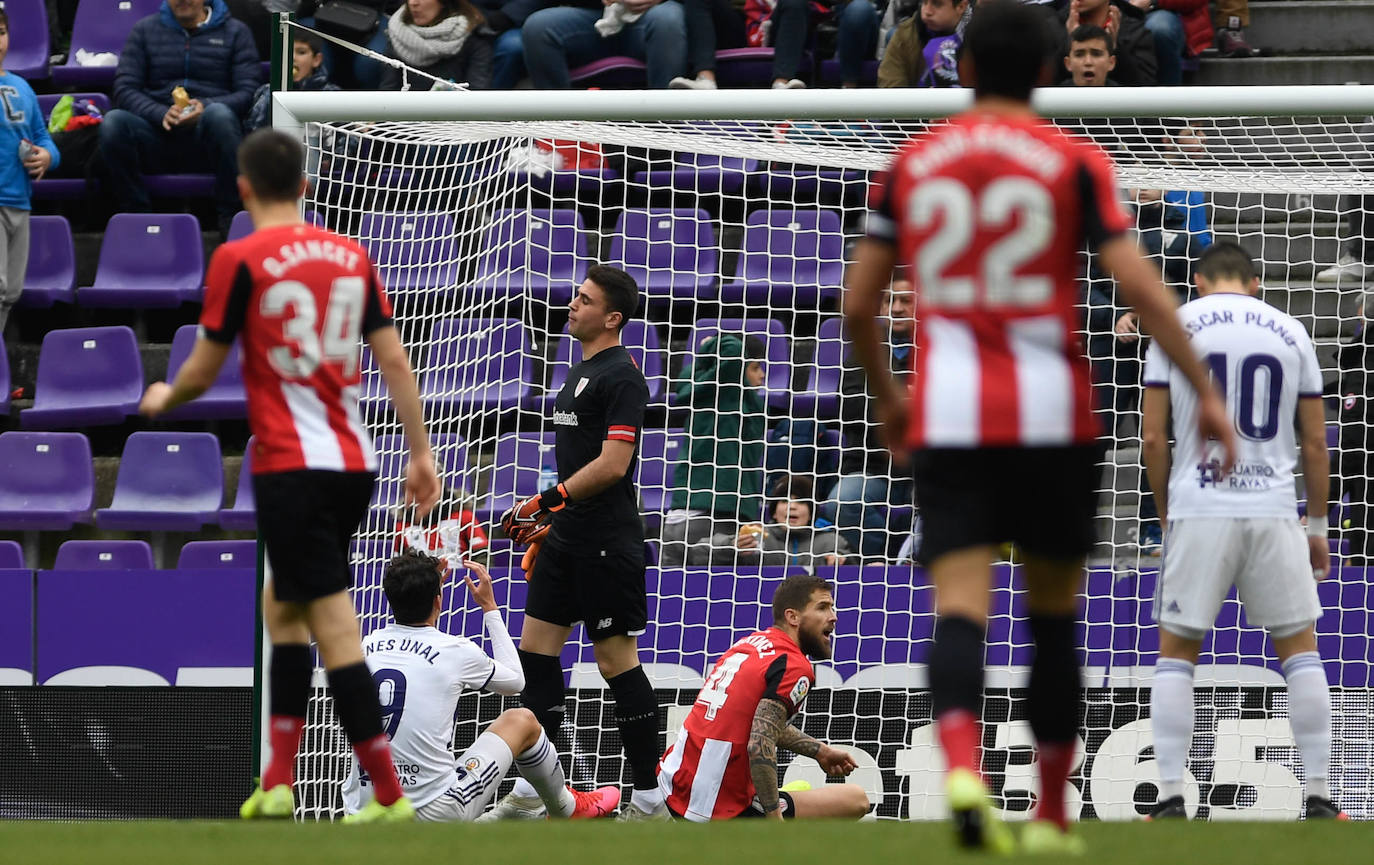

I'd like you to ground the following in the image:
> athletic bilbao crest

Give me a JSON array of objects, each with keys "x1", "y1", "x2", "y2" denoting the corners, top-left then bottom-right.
[{"x1": 575, "y1": 377, "x2": 590, "y2": 397}]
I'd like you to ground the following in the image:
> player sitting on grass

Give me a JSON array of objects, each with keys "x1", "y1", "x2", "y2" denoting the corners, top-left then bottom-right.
[
  {"x1": 1141, "y1": 242, "x2": 1347, "y2": 821},
  {"x1": 658, "y1": 575, "x2": 870, "y2": 821},
  {"x1": 342, "y1": 550, "x2": 621, "y2": 821}
]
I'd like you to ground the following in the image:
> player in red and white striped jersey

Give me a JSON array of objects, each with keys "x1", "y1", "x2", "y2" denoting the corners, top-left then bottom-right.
[
  {"x1": 658, "y1": 575, "x2": 869, "y2": 822},
  {"x1": 141, "y1": 129, "x2": 441, "y2": 824},
  {"x1": 844, "y1": 1, "x2": 1236, "y2": 853}
]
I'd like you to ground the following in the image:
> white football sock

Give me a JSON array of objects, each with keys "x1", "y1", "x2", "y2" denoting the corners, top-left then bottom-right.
[
  {"x1": 515, "y1": 732, "x2": 575, "y2": 817},
  {"x1": 1151, "y1": 658, "x2": 1195, "y2": 800},
  {"x1": 630, "y1": 786, "x2": 664, "y2": 812},
  {"x1": 509, "y1": 776, "x2": 538, "y2": 799},
  {"x1": 1282, "y1": 651, "x2": 1332, "y2": 800}
]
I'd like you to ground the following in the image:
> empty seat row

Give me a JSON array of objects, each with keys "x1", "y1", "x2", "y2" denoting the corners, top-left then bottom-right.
[
  {"x1": 0, "y1": 431, "x2": 253, "y2": 532},
  {"x1": 0, "y1": 538, "x2": 255, "y2": 571}
]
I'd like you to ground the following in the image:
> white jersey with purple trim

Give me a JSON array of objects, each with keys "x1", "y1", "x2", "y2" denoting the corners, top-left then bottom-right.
[{"x1": 1143, "y1": 291, "x2": 1322, "y2": 519}]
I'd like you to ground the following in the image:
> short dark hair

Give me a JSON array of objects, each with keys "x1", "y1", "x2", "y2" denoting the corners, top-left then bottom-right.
[
  {"x1": 586, "y1": 264, "x2": 639, "y2": 330},
  {"x1": 1196, "y1": 241, "x2": 1256, "y2": 285},
  {"x1": 1069, "y1": 24, "x2": 1114, "y2": 53},
  {"x1": 383, "y1": 549, "x2": 443, "y2": 626},
  {"x1": 768, "y1": 474, "x2": 815, "y2": 523},
  {"x1": 0, "y1": 10, "x2": 9, "y2": 29},
  {"x1": 295, "y1": 33, "x2": 325, "y2": 55},
  {"x1": 771, "y1": 574, "x2": 832, "y2": 625},
  {"x1": 237, "y1": 129, "x2": 305, "y2": 203},
  {"x1": 961, "y1": 0, "x2": 1050, "y2": 102}
]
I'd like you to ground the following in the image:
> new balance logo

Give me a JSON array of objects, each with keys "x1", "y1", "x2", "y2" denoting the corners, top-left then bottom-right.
[{"x1": 597, "y1": 618, "x2": 613, "y2": 630}]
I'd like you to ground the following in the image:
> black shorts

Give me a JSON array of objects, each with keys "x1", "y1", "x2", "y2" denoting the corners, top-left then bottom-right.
[
  {"x1": 911, "y1": 445, "x2": 1102, "y2": 565},
  {"x1": 524, "y1": 541, "x2": 647, "y2": 641},
  {"x1": 253, "y1": 470, "x2": 376, "y2": 604}
]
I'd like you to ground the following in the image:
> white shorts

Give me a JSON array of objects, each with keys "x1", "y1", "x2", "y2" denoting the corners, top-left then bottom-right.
[
  {"x1": 415, "y1": 732, "x2": 513, "y2": 822},
  {"x1": 1154, "y1": 517, "x2": 1322, "y2": 637}
]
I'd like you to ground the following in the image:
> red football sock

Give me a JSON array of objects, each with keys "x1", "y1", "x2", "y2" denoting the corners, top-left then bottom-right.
[
  {"x1": 262, "y1": 715, "x2": 305, "y2": 791},
  {"x1": 1036, "y1": 741, "x2": 1075, "y2": 829},
  {"x1": 354, "y1": 734, "x2": 404, "y2": 806},
  {"x1": 937, "y1": 709, "x2": 981, "y2": 775}
]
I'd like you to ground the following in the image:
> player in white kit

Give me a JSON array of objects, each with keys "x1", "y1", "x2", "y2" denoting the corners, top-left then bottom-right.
[
  {"x1": 1141, "y1": 242, "x2": 1346, "y2": 820},
  {"x1": 341, "y1": 550, "x2": 620, "y2": 821}
]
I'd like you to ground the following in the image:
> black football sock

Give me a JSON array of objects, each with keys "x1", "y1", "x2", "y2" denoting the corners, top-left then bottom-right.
[
  {"x1": 1027, "y1": 614, "x2": 1080, "y2": 744},
  {"x1": 518, "y1": 649, "x2": 568, "y2": 744},
  {"x1": 606, "y1": 665, "x2": 661, "y2": 791},
  {"x1": 327, "y1": 661, "x2": 385, "y2": 744},
  {"x1": 929, "y1": 615, "x2": 985, "y2": 718}
]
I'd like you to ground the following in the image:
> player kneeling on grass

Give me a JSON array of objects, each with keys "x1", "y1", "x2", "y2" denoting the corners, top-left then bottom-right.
[
  {"x1": 341, "y1": 550, "x2": 620, "y2": 821},
  {"x1": 658, "y1": 575, "x2": 870, "y2": 821}
]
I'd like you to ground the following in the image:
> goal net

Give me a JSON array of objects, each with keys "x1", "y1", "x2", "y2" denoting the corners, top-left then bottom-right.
[{"x1": 273, "y1": 84, "x2": 1374, "y2": 822}]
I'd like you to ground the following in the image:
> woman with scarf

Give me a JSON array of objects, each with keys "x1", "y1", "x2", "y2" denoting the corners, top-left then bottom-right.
[{"x1": 380, "y1": 0, "x2": 493, "y2": 89}]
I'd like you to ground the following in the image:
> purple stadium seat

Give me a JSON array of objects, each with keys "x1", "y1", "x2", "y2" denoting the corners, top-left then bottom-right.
[
  {"x1": 161, "y1": 325, "x2": 246, "y2": 420},
  {"x1": 218, "y1": 438, "x2": 257, "y2": 530},
  {"x1": 177, "y1": 540, "x2": 257, "y2": 570},
  {"x1": 518, "y1": 167, "x2": 620, "y2": 199},
  {"x1": 54, "y1": 540, "x2": 155, "y2": 571},
  {"x1": 421, "y1": 318, "x2": 531, "y2": 413},
  {"x1": 637, "y1": 428, "x2": 685, "y2": 526},
  {"x1": 607, "y1": 209, "x2": 718, "y2": 302},
  {"x1": 531, "y1": 320, "x2": 666, "y2": 412},
  {"x1": 359, "y1": 212, "x2": 460, "y2": 294},
  {"x1": 36, "y1": 92, "x2": 112, "y2": 117},
  {"x1": 4, "y1": 0, "x2": 50, "y2": 78},
  {"x1": 0, "y1": 431, "x2": 94, "y2": 530},
  {"x1": 17, "y1": 215, "x2": 76, "y2": 307},
  {"x1": 80, "y1": 213, "x2": 205, "y2": 307},
  {"x1": 225, "y1": 208, "x2": 322, "y2": 242},
  {"x1": 477, "y1": 433, "x2": 556, "y2": 527},
  {"x1": 674, "y1": 318, "x2": 791, "y2": 410},
  {"x1": 720, "y1": 209, "x2": 845, "y2": 308},
  {"x1": 568, "y1": 56, "x2": 646, "y2": 87},
  {"x1": 21, "y1": 326, "x2": 143, "y2": 429},
  {"x1": 633, "y1": 153, "x2": 758, "y2": 197},
  {"x1": 792, "y1": 317, "x2": 844, "y2": 418},
  {"x1": 0, "y1": 333, "x2": 8, "y2": 415},
  {"x1": 95, "y1": 432, "x2": 224, "y2": 531},
  {"x1": 712, "y1": 47, "x2": 809, "y2": 87},
  {"x1": 370, "y1": 433, "x2": 468, "y2": 516},
  {"x1": 51, "y1": 0, "x2": 164, "y2": 88},
  {"x1": 0, "y1": 540, "x2": 21, "y2": 569},
  {"x1": 472, "y1": 209, "x2": 589, "y2": 304},
  {"x1": 818, "y1": 59, "x2": 878, "y2": 86},
  {"x1": 30, "y1": 96, "x2": 112, "y2": 200},
  {"x1": 142, "y1": 174, "x2": 216, "y2": 198}
]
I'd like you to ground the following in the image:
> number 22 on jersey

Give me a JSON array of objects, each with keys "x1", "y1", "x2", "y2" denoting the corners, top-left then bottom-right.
[{"x1": 261, "y1": 276, "x2": 366, "y2": 379}]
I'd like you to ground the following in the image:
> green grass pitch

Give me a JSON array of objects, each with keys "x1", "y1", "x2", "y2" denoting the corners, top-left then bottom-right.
[{"x1": 5, "y1": 819, "x2": 1371, "y2": 865}]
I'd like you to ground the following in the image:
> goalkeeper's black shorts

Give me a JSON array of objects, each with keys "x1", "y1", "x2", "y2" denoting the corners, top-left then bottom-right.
[
  {"x1": 524, "y1": 540, "x2": 647, "y2": 641},
  {"x1": 911, "y1": 445, "x2": 1101, "y2": 565}
]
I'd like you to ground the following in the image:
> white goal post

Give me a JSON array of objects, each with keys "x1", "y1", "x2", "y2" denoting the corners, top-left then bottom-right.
[{"x1": 268, "y1": 86, "x2": 1374, "y2": 822}]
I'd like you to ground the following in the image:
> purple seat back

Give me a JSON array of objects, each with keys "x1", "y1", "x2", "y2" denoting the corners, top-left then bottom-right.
[
  {"x1": 219, "y1": 438, "x2": 257, "y2": 529},
  {"x1": 371, "y1": 433, "x2": 468, "y2": 514},
  {"x1": 4, "y1": 0, "x2": 50, "y2": 78},
  {"x1": 421, "y1": 318, "x2": 531, "y2": 411},
  {"x1": 36, "y1": 92, "x2": 112, "y2": 118},
  {"x1": 479, "y1": 433, "x2": 556, "y2": 524},
  {"x1": 225, "y1": 209, "x2": 324, "y2": 243},
  {"x1": 608, "y1": 209, "x2": 717, "y2": 300},
  {"x1": 0, "y1": 541, "x2": 23, "y2": 569},
  {"x1": 725, "y1": 209, "x2": 845, "y2": 306},
  {"x1": 544, "y1": 321, "x2": 666, "y2": 405},
  {"x1": 636, "y1": 428, "x2": 684, "y2": 514},
  {"x1": 568, "y1": 56, "x2": 646, "y2": 86},
  {"x1": 359, "y1": 212, "x2": 460, "y2": 292},
  {"x1": 0, "y1": 333, "x2": 8, "y2": 414},
  {"x1": 98, "y1": 432, "x2": 224, "y2": 529},
  {"x1": 808, "y1": 317, "x2": 846, "y2": 392},
  {"x1": 163, "y1": 325, "x2": 246, "y2": 419},
  {"x1": 54, "y1": 540, "x2": 155, "y2": 570},
  {"x1": 0, "y1": 431, "x2": 94, "y2": 529},
  {"x1": 20, "y1": 215, "x2": 77, "y2": 307},
  {"x1": 23, "y1": 326, "x2": 143, "y2": 428},
  {"x1": 474, "y1": 209, "x2": 588, "y2": 303},
  {"x1": 83, "y1": 213, "x2": 206, "y2": 306},
  {"x1": 177, "y1": 540, "x2": 258, "y2": 570},
  {"x1": 67, "y1": 0, "x2": 162, "y2": 57},
  {"x1": 685, "y1": 318, "x2": 791, "y2": 403}
]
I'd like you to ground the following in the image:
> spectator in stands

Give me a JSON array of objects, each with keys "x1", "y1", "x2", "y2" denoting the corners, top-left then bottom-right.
[
  {"x1": 1334, "y1": 294, "x2": 1374, "y2": 565},
  {"x1": 709, "y1": 475, "x2": 851, "y2": 567},
  {"x1": 0, "y1": 9, "x2": 58, "y2": 337},
  {"x1": 521, "y1": 0, "x2": 686, "y2": 89},
  {"x1": 876, "y1": 0, "x2": 968, "y2": 88},
  {"x1": 379, "y1": 0, "x2": 493, "y2": 89},
  {"x1": 821, "y1": 279, "x2": 914, "y2": 560},
  {"x1": 1062, "y1": 24, "x2": 1116, "y2": 85},
  {"x1": 1122, "y1": 0, "x2": 1201, "y2": 86},
  {"x1": 474, "y1": 0, "x2": 552, "y2": 87},
  {"x1": 1318, "y1": 196, "x2": 1374, "y2": 283},
  {"x1": 246, "y1": 33, "x2": 338, "y2": 133},
  {"x1": 1132, "y1": 121, "x2": 1214, "y2": 291},
  {"x1": 99, "y1": 0, "x2": 260, "y2": 235},
  {"x1": 1212, "y1": 0, "x2": 1256, "y2": 56},
  {"x1": 1052, "y1": 0, "x2": 1156, "y2": 86},
  {"x1": 295, "y1": 0, "x2": 396, "y2": 90},
  {"x1": 660, "y1": 333, "x2": 767, "y2": 568}
]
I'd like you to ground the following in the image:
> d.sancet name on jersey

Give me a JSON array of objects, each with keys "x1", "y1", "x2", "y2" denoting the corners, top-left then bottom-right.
[{"x1": 261, "y1": 239, "x2": 361, "y2": 278}]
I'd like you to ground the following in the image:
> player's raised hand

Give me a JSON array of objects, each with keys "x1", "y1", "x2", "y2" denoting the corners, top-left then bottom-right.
[
  {"x1": 815, "y1": 744, "x2": 858, "y2": 777},
  {"x1": 1196, "y1": 389, "x2": 1238, "y2": 474},
  {"x1": 461, "y1": 559, "x2": 498, "y2": 612},
  {"x1": 139, "y1": 381, "x2": 174, "y2": 418},
  {"x1": 404, "y1": 453, "x2": 442, "y2": 519},
  {"x1": 1309, "y1": 534, "x2": 1331, "y2": 580}
]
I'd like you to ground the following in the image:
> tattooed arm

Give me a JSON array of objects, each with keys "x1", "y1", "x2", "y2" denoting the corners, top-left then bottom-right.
[
  {"x1": 777, "y1": 721, "x2": 823, "y2": 758},
  {"x1": 747, "y1": 699, "x2": 792, "y2": 820}
]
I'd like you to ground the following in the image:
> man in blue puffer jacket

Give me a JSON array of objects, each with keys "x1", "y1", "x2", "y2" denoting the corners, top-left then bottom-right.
[{"x1": 98, "y1": 0, "x2": 260, "y2": 233}]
